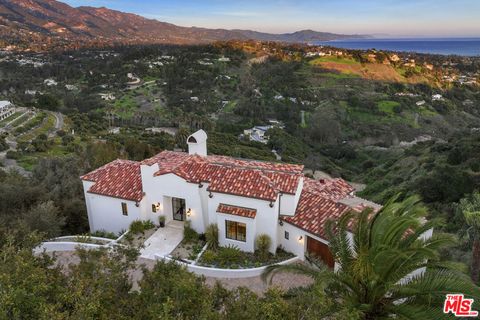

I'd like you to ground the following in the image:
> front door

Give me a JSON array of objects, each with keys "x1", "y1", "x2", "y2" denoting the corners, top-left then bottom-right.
[{"x1": 172, "y1": 197, "x2": 186, "y2": 221}]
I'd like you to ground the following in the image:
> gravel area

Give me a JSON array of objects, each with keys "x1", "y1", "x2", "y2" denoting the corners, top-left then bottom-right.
[{"x1": 46, "y1": 251, "x2": 313, "y2": 295}]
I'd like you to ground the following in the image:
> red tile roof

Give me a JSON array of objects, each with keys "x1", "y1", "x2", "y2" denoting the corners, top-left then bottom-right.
[
  {"x1": 144, "y1": 151, "x2": 302, "y2": 201},
  {"x1": 80, "y1": 159, "x2": 143, "y2": 202},
  {"x1": 281, "y1": 178, "x2": 356, "y2": 239},
  {"x1": 217, "y1": 203, "x2": 257, "y2": 219}
]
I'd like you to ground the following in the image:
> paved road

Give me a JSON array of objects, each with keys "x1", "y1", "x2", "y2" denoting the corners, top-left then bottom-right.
[{"x1": 48, "y1": 111, "x2": 64, "y2": 137}]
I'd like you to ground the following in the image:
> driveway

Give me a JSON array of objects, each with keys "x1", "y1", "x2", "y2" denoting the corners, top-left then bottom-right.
[{"x1": 140, "y1": 221, "x2": 184, "y2": 259}]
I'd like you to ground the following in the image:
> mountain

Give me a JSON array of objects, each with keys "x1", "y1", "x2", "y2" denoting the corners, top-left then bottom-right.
[{"x1": 0, "y1": 0, "x2": 367, "y2": 51}]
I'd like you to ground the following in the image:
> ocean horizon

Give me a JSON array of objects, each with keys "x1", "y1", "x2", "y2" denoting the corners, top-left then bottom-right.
[{"x1": 312, "y1": 38, "x2": 480, "y2": 57}]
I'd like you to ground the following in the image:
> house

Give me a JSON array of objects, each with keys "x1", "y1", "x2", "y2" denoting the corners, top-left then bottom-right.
[
  {"x1": 0, "y1": 100, "x2": 14, "y2": 120},
  {"x1": 416, "y1": 100, "x2": 426, "y2": 106},
  {"x1": 81, "y1": 130, "x2": 376, "y2": 265},
  {"x1": 432, "y1": 94, "x2": 443, "y2": 101},
  {"x1": 44, "y1": 79, "x2": 58, "y2": 86}
]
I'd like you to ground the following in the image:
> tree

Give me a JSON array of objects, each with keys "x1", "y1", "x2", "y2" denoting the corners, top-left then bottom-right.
[
  {"x1": 20, "y1": 201, "x2": 65, "y2": 238},
  {"x1": 459, "y1": 192, "x2": 480, "y2": 283},
  {"x1": 263, "y1": 196, "x2": 480, "y2": 319}
]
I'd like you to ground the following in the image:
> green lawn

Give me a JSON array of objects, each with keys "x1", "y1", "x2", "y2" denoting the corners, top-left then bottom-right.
[
  {"x1": 377, "y1": 100, "x2": 400, "y2": 115},
  {"x1": 0, "y1": 112, "x2": 23, "y2": 126},
  {"x1": 309, "y1": 56, "x2": 360, "y2": 66},
  {"x1": 223, "y1": 100, "x2": 237, "y2": 113}
]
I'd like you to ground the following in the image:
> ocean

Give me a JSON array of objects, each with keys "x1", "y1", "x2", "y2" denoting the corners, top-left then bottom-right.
[{"x1": 312, "y1": 38, "x2": 480, "y2": 57}]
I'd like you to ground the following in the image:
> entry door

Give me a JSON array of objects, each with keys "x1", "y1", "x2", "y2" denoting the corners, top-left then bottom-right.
[
  {"x1": 172, "y1": 198, "x2": 186, "y2": 221},
  {"x1": 306, "y1": 236, "x2": 335, "y2": 268}
]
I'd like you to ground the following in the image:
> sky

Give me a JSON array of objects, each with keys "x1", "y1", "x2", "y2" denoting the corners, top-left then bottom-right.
[{"x1": 62, "y1": 0, "x2": 480, "y2": 37}]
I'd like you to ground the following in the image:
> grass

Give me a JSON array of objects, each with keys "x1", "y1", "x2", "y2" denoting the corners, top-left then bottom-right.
[
  {"x1": 17, "y1": 114, "x2": 55, "y2": 143},
  {"x1": 0, "y1": 112, "x2": 23, "y2": 126},
  {"x1": 309, "y1": 56, "x2": 360, "y2": 66},
  {"x1": 377, "y1": 100, "x2": 400, "y2": 115},
  {"x1": 9, "y1": 114, "x2": 30, "y2": 128},
  {"x1": 223, "y1": 100, "x2": 237, "y2": 113}
]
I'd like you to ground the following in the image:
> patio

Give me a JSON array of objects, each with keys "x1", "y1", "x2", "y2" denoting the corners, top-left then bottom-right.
[{"x1": 140, "y1": 220, "x2": 184, "y2": 259}]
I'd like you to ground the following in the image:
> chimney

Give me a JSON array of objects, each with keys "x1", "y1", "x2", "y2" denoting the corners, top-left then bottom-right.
[{"x1": 187, "y1": 130, "x2": 208, "y2": 156}]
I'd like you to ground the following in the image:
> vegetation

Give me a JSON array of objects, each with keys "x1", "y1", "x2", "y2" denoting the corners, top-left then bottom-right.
[
  {"x1": 459, "y1": 192, "x2": 480, "y2": 283},
  {"x1": 263, "y1": 196, "x2": 480, "y2": 319},
  {"x1": 255, "y1": 234, "x2": 272, "y2": 261},
  {"x1": 129, "y1": 219, "x2": 156, "y2": 234},
  {"x1": 205, "y1": 223, "x2": 219, "y2": 250}
]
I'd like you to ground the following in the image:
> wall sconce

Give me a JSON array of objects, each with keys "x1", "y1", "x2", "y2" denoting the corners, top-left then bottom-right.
[
  {"x1": 278, "y1": 220, "x2": 284, "y2": 226},
  {"x1": 298, "y1": 236, "x2": 303, "y2": 242},
  {"x1": 187, "y1": 208, "x2": 192, "y2": 217},
  {"x1": 269, "y1": 201, "x2": 274, "y2": 208},
  {"x1": 208, "y1": 191, "x2": 213, "y2": 198},
  {"x1": 135, "y1": 202, "x2": 140, "y2": 207},
  {"x1": 198, "y1": 183, "x2": 203, "y2": 188}
]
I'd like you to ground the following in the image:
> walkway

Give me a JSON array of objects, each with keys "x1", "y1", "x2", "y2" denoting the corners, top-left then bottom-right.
[{"x1": 140, "y1": 221, "x2": 184, "y2": 259}]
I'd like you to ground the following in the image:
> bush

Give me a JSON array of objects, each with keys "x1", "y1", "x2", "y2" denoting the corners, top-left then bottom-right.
[
  {"x1": 129, "y1": 220, "x2": 155, "y2": 234},
  {"x1": 217, "y1": 245, "x2": 243, "y2": 267},
  {"x1": 184, "y1": 220, "x2": 199, "y2": 242},
  {"x1": 200, "y1": 250, "x2": 217, "y2": 265},
  {"x1": 205, "y1": 223, "x2": 219, "y2": 250},
  {"x1": 255, "y1": 234, "x2": 272, "y2": 260},
  {"x1": 91, "y1": 230, "x2": 117, "y2": 239}
]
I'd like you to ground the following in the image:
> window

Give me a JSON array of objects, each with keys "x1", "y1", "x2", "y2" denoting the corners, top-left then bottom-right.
[
  {"x1": 121, "y1": 202, "x2": 128, "y2": 216},
  {"x1": 284, "y1": 231, "x2": 289, "y2": 240},
  {"x1": 225, "y1": 220, "x2": 246, "y2": 242},
  {"x1": 152, "y1": 204, "x2": 157, "y2": 213}
]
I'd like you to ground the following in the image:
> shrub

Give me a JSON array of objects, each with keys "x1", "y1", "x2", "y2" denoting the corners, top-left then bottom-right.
[
  {"x1": 217, "y1": 245, "x2": 243, "y2": 267},
  {"x1": 205, "y1": 223, "x2": 219, "y2": 250},
  {"x1": 91, "y1": 230, "x2": 117, "y2": 239},
  {"x1": 184, "y1": 220, "x2": 199, "y2": 242},
  {"x1": 255, "y1": 234, "x2": 272, "y2": 260},
  {"x1": 200, "y1": 250, "x2": 217, "y2": 265},
  {"x1": 129, "y1": 220, "x2": 156, "y2": 234}
]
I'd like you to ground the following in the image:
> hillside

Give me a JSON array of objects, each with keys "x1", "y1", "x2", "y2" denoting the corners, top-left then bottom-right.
[{"x1": 0, "y1": 0, "x2": 367, "y2": 51}]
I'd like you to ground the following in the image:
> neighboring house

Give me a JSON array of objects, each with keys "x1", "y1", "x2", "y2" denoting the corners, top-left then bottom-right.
[
  {"x1": 416, "y1": 100, "x2": 426, "y2": 106},
  {"x1": 81, "y1": 130, "x2": 377, "y2": 265},
  {"x1": 243, "y1": 121, "x2": 284, "y2": 144},
  {"x1": 0, "y1": 100, "x2": 14, "y2": 120},
  {"x1": 432, "y1": 94, "x2": 443, "y2": 101},
  {"x1": 44, "y1": 79, "x2": 58, "y2": 86}
]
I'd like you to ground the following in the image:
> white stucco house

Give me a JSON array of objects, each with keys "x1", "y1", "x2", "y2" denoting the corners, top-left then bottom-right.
[
  {"x1": 0, "y1": 101, "x2": 14, "y2": 121},
  {"x1": 81, "y1": 130, "x2": 378, "y2": 265}
]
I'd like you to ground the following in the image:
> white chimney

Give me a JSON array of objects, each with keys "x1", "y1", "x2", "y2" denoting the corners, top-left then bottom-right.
[{"x1": 187, "y1": 130, "x2": 208, "y2": 156}]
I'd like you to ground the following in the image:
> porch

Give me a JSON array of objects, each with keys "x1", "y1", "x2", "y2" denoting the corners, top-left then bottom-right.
[{"x1": 140, "y1": 220, "x2": 184, "y2": 259}]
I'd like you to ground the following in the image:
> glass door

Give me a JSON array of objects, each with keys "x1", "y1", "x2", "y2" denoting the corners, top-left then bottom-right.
[{"x1": 172, "y1": 197, "x2": 186, "y2": 221}]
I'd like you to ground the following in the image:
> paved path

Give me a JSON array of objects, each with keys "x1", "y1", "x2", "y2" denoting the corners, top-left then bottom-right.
[{"x1": 139, "y1": 221, "x2": 184, "y2": 259}]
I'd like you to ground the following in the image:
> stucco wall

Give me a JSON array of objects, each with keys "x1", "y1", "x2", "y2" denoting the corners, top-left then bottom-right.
[
  {"x1": 84, "y1": 191, "x2": 143, "y2": 234},
  {"x1": 142, "y1": 172, "x2": 206, "y2": 233},
  {"x1": 208, "y1": 192, "x2": 279, "y2": 253}
]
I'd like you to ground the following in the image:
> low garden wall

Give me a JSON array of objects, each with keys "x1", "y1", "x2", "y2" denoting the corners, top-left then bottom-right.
[
  {"x1": 155, "y1": 254, "x2": 300, "y2": 279},
  {"x1": 33, "y1": 241, "x2": 105, "y2": 254}
]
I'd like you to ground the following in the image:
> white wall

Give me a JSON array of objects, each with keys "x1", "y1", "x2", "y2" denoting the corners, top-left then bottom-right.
[
  {"x1": 84, "y1": 191, "x2": 144, "y2": 234},
  {"x1": 279, "y1": 178, "x2": 303, "y2": 216},
  {"x1": 142, "y1": 172, "x2": 206, "y2": 233},
  {"x1": 217, "y1": 213, "x2": 256, "y2": 252},
  {"x1": 208, "y1": 192, "x2": 279, "y2": 253}
]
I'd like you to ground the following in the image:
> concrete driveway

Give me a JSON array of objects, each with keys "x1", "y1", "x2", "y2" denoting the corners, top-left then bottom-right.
[{"x1": 140, "y1": 221, "x2": 184, "y2": 259}]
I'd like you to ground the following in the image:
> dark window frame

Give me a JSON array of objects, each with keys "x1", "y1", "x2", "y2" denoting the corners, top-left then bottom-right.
[
  {"x1": 121, "y1": 202, "x2": 128, "y2": 216},
  {"x1": 225, "y1": 220, "x2": 246, "y2": 242},
  {"x1": 284, "y1": 231, "x2": 289, "y2": 240}
]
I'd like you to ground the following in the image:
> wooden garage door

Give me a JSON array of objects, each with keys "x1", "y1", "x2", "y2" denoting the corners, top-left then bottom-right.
[{"x1": 306, "y1": 236, "x2": 335, "y2": 268}]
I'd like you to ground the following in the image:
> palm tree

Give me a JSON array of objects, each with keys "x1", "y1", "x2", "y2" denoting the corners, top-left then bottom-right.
[
  {"x1": 459, "y1": 192, "x2": 480, "y2": 283},
  {"x1": 263, "y1": 196, "x2": 480, "y2": 319}
]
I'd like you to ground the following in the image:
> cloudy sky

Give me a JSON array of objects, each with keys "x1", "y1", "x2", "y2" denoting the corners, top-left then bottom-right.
[{"x1": 62, "y1": 0, "x2": 480, "y2": 37}]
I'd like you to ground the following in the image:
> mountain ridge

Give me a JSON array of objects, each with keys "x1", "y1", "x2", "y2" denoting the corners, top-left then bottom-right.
[{"x1": 0, "y1": 0, "x2": 368, "y2": 51}]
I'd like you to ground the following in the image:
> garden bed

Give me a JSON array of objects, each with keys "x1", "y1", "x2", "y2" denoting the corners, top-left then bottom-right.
[
  {"x1": 197, "y1": 246, "x2": 295, "y2": 269},
  {"x1": 119, "y1": 220, "x2": 158, "y2": 248},
  {"x1": 170, "y1": 237, "x2": 206, "y2": 261}
]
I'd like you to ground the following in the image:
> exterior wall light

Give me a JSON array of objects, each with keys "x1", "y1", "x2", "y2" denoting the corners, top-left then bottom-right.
[
  {"x1": 298, "y1": 236, "x2": 303, "y2": 241},
  {"x1": 198, "y1": 183, "x2": 203, "y2": 188},
  {"x1": 278, "y1": 220, "x2": 284, "y2": 226},
  {"x1": 269, "y1": 201, "x2": 274, "y2": 208},
  {"x1": 187, "y1": 208, "x2": 192, "y2": 217},
  {"x1": 208, "y1": 191, "x2": 213, "y2": 198},
  {"x1": 135, "y1": 202, "x2": 140, "y2": 207}
]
